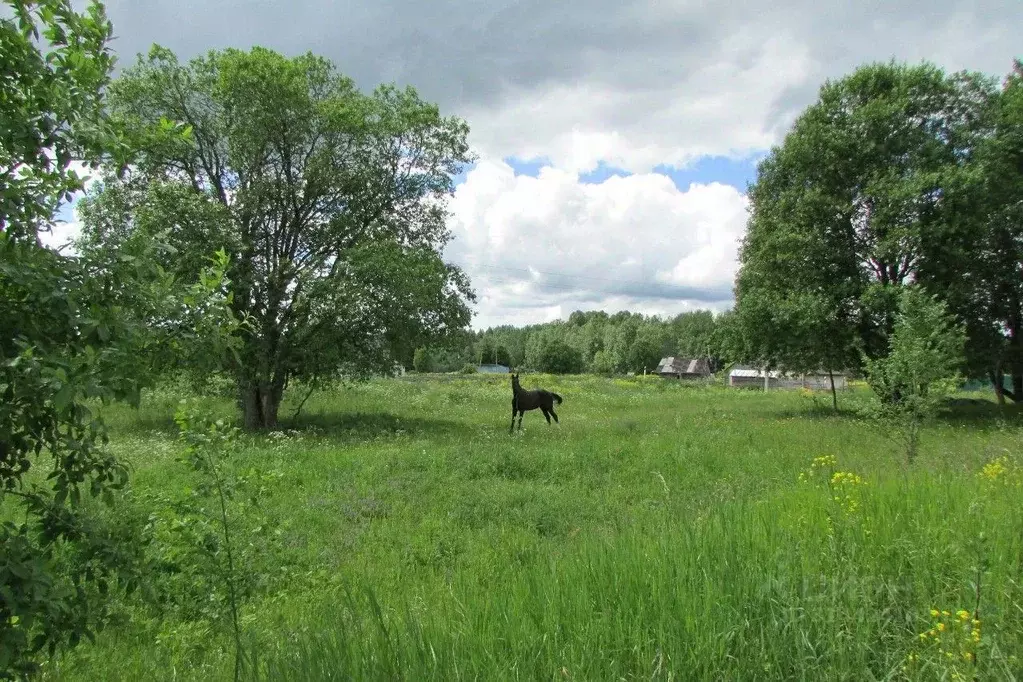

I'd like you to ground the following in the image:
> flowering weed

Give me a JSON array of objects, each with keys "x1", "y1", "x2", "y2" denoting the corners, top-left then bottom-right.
[{"x1": 905, "y1": 607, "x2": 982, "y2": 680}]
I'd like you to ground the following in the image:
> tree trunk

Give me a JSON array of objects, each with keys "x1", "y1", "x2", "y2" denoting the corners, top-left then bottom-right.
[
  {"x1": 239, "y1": 378, "x2": 284, "y2": 430},
  {"x1": 991, "y1": 353, "x2": 1007, "y2": 407},
  {"x1": 829, "y1": 367, "x2": 838, "y2": 412},
  {"x1": 991, "y1": 370, "x2": 1006, "y2": 406},
  {"x1": 1008, "y1": 310, "x2": 1022, "y2": 403},
  {"x1": 240, "y1": 383, "x2": 262, "y2": 430}
]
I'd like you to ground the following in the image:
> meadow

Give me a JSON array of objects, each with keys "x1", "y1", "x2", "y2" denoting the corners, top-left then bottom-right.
[{"x1": 41, "y1": 373, "x2": 1023, "y2": 681}]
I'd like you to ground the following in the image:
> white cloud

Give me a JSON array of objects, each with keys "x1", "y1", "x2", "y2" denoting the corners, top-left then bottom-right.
[
  {"x1": 463, "y1": 30, "x2": 814, "y2": 174},
  {"x1": 99, "y1": 0, "x2": 1021, "y2": 180},
  {"x1": 444, "y1": 159, "x2": 747, "y2": 329},
  {"x1": 34, "y1": 163, "x2": 98, "y2": 253},
  {"x1": 456, "y1": 5, "x2": 1019, "y2": 175},
  {"x1": 41, "y1": 0, "x2": 1022, "y2": 326},
  {"x1": 37, "y1": 212, "x2": 83, "y2": 253}
]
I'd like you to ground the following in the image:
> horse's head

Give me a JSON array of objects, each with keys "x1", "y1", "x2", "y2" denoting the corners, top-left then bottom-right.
[{"x1": 511, "y1": 372, "x2": 520, "y2": 388}]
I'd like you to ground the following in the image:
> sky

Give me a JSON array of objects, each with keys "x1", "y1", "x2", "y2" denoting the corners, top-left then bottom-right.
[{"x1": 47, "y1": 0, "x2": 1023, "y2": 329}]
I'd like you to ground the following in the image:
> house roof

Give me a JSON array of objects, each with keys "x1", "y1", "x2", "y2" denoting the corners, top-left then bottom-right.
[
  {"x1": 478, "y1": 364, "x2": 510, "y2": 374},
  {"x1": 656, "y1": 357, "x2": 711, "y2": 374},
  {"x1": 730, "y1": 367, "x2": 780, "y2": 378},
  {"x1": 729, "y1": 366, "x2": 847, "y2": 378}
]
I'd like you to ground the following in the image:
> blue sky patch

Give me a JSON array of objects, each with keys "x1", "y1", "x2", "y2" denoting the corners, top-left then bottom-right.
[
  {"x1": 578, "y1": 161, "x2": 631, "y2": 184},
  {"x1": 455, "y1": 154, "x2": 765, "y2": 194},
  {"x1": 503, "y1": 157, "x2": 550, "y2": 178},
  {"x1": 501, "y1": 158, "x2": 632, "y2": 184},
  {"x1": 451, "y1": 163, "x2": 477, "y2": 187},
  {"x1": 654, "y1": 154, "x2": 765, "y2": 192}
]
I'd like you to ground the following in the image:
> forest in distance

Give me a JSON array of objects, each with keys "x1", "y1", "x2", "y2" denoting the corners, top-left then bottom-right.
[{"x1": 412, "y1": 308, "x2": 725, "y2": 376}]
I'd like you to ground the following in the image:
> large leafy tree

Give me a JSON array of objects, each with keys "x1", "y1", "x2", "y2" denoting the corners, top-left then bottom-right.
[
  {"x1": 672, "y1": 311, "x2": 716, "y2": 358},
  {"x1": 1, "y1": 1, "x2": 237, "y2": 674},
  {"x1": 79, "y1": 45, "x2": 476, "y2": 429},
  {"x1": 670, "y1": 310, "x2": 730, "y2": 371},
  {"x1": 732, "y1": 60, "x2": 996, "y2": 384},
  {"x1": 628, "y1": 322, "x2": 667, "y2": 374},
  {"x1": 970, "y1": 61, "x2": 1023, "y2": 402}
]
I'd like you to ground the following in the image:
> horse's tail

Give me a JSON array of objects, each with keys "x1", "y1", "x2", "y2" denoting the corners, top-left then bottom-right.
[{"x1": 550, "y1": 392, "x2": 563, "y2": 405}]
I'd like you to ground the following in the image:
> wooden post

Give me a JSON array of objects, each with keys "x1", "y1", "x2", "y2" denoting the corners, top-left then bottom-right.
[{"x1": 763, "y1": 368, "x2": 769, "y2": 391}]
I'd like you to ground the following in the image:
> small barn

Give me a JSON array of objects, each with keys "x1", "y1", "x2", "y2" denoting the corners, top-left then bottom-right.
[
  {"x1": 729, "y1": 366, "x2": 849, "y2": 390},
  {"x1": 729, "y1": 366, "x2": 782, "y2": 389},
  {"x1": 656, "y1": 357, "x2": 713, "y2": 380},
  {"x1": 799, "y1": 371, "x2": 849, "y2": 391},
  {"x1": 478, "y1": 363, "x2": 510, "y2": 374}
]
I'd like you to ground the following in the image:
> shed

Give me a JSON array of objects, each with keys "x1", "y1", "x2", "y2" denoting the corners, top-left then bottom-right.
[
  {"x1": 799, "y1": 371, "x2": 848, "y2": 391},
  {"x1": 729, "y1": 366, "x2": 849, "y2": 390},
  {"x1": 656, "y1": 357, "x2": 713, "y2": 380},
  {"x1": 729, "y1": 366, "x2": 782, "y2": 389}
]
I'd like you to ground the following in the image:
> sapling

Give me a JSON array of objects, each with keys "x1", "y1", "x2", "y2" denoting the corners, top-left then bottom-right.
[
  {"x1": 862, "y1": 286, "x2": 966, "y2": 462},
  {"x1": 173, "y1": 400, "x2": 245, "y2": 682}
]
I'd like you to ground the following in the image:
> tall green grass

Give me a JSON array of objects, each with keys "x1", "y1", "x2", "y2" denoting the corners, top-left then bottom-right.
[{"x1": 42, "y1": 374, "x2": 1023, "y2": 680}]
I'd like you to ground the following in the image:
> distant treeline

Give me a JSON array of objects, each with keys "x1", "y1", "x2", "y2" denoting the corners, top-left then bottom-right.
[{"x1": 412, "y1": 309, "x2": 729, "y2": 374}]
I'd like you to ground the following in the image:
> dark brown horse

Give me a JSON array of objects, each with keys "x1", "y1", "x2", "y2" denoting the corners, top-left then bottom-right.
[{"x1": 509, "y1": 372, "x2": 563, "y2": 433}]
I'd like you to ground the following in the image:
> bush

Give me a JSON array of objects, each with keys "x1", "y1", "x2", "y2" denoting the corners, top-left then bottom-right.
[
  {"x1": 590, "y1": 349, "x2": 616, "y2": 376},
  {"x1": 459, "y1": 363, "x2": 478, "y2": 374},
  {"x1": 413, "y1": 347, "x2": 431, "y2": 373},
  {"x1": 536, "y1": 340, "x2": 584, "y2": 374}
]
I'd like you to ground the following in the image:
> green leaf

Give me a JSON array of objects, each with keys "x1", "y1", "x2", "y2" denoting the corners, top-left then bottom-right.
[{"x1": 52, "y1": 383, "x2": 74, "y2": 411}]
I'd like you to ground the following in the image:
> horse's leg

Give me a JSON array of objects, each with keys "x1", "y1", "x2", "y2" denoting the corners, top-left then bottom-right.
[
  {"x1": 549, "y1": 407, "x2": 559, "y2": 423},
  {"x1": 510, "y1": 402, "x2": 517, "y2": 434},
  {"x1": 541, "y1": 407, "x2": 552, "y2": 424},
  {"x1": 518, "y1": 410, "x2": 524, "y2": 430}
]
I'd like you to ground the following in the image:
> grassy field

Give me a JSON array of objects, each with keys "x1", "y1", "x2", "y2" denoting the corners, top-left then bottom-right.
[{"x1": 40, "y1": 373, "x2": 1023, "y2": 681}]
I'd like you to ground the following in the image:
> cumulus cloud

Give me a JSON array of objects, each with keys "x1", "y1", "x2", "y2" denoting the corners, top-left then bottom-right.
[
  {"x1": 37, "y1": 212, "x2": 83, "y2": 253},
  {"x1": 444, "y1": 160, "x2": 747, "y2": 328},
  {"x1": 96, "y1": 0, "x2": 1022, "y2": 174},
  {"x1": 457, "y1": 2, "x2": 1019, "y2": 172},
  {"x1": 463, "y1": 31, "x2": 813, "y2": 174},
  {"x1": 34, "y1": 162, "x2": 98, "y2": 253},
  {"x1": 67, "y1": 0, "x2": 1023, "y2": 325}
]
